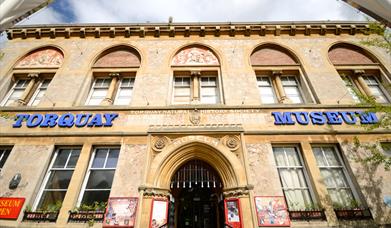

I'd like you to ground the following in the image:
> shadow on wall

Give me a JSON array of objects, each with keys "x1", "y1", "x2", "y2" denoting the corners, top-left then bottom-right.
[{"x1": 342, "y1": 139, "x2": 391, "y2": 226}]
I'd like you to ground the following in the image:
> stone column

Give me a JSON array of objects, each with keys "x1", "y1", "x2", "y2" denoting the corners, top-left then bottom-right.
[
  {"x1": 16, "y1": 73, "x2": 39, "y2": 106},
  {"x1": 191, "y1": 70, "x2": 201, "y2": 103},
  {"x1": 101, "y1": 72, "x2": 119, "y2": 105},
  {"x1": 300, "y1": 142, "x2": 338, "y2": 226},
  {"x1": 273, "y1": 70, "x2": 288, "y2": 103},
  {"x1": 355, "y1": 70, "x2": 373, "y2": 97},
  {"x1": 56, "y1": 143, "x2": 92, "y2": 225}
]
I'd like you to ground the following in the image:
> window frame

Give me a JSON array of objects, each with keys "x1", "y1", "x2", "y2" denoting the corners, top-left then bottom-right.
[
  {"x1": 32, "y1": 147, "x2": 81, "y2": 211},
  {"x1": 113, "y1": 77, "x2": 135, "y2": 105},
  {"x1": 85, "y1": 77, "x2": 111, "y2": 106},
  {"x1": 0, "y1": 147, "x2": 12, "y2": 172},
  {"x1": 172, "y1": 75, "x2": 192, "y2": 104},
  {"x1": 171, "y1": 70, "x2": 222, "y2": 105},
  {"x1": 256, "y1": 76, "x2": 278, "y2": 104},
  {"x1": 1, "y1": 78, "x2": 30, "y2": 106},
  {"x1": 337, "y1": 69, "x2": 390, "y2": 104},
  {"x1": 254, "y1": 69, "x2": 310, "y2": 104},
  {"x1": 77, "y1": 146, "x2": 120, "y2": 207},
  {"x1": 272, "y1": 144, "x2": 317, "y2": 209},
  {"x1": 27, "y1": 78, "x2": 52, "y2": 106},
  {"x1": 311, "y1": 144, "x2": 361, "y2": 207},
  {"x1": 280, "y1": 75, "x2": 305, "y2": 104},
  {"x1": 199, "y1": 75, "x2": 219, "y2": 104}
]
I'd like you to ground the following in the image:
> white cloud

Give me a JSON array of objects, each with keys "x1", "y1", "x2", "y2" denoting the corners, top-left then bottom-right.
[
  {"x1": 20, "y1": 0, "x2": 367, "y2": 25},
  {"x1": 18, "y1": 5, "x2": 66, "y2": 25}
]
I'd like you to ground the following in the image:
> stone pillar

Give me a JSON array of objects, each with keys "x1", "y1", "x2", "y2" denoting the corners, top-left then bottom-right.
[
  {"x1": 355, "y1": 70, "x2": 373, "y2": 97},
  {"x1": 300, "y1": 142, "x2": 338, "y2": 226},
  {"x1": 101, "y1": 72, "x2": 119, "y2": 105},
  {"x1": 273, "y1": 70, "x2": 288, "y2": 103},
  {"x1": 16, "y1": 73, "x2": 39, "y2": 106},
  {"x1": 191, "y1": 70, "x2": 201, "y2": 103},
  {"x1": 56, "y1": 143, "x2": 92, "y2": 225}
]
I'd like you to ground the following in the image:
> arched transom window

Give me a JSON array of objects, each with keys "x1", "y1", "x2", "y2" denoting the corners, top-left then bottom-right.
[
  {"x1": 86, "y1": 46, "x2": 141, "y2": 106},
  {"x1": 171, "y1": 45, "x2": 222, "y2": 104},
  {"x1": 251, "y1": 44, "x2": 313, "y2": 104},
  {"x1": 328, "y1": 43, "x2": 390, "y2": 103},
  {"x1": 1, "y1": 47, "x2": 63, "y2": 106}
]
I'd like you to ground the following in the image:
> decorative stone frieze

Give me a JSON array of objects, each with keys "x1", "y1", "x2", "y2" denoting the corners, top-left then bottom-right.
[
  {"x1": 7, "y1": 22, "x2": 371, "y2": 40},
  {"x1": 223, "y1": 185, "x2": 253, "y2": 197},
  {"x1": 139, "y1": 186, "x2": 170, "y2": 198}
]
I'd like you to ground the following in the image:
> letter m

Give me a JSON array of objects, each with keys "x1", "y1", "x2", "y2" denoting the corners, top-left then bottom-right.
[
  {"x1": 358, "y1": 112, "x2": 378, "y2": 124},
  {"x1": 272, "y1": 112, "x2": 295, "y2": 125}
]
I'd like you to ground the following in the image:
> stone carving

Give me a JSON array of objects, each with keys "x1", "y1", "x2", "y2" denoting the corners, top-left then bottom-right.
[
  {"x1": 221, "y1": 135, "x2": 241, "y2": 151},
  {"x1": 15, "y1": 48, "x2": 63, "y2": 68},
  {"x1": 172, "y1": 46, "x2": 219, "y2": 65},
  {"x1": 139, "y1": 186, "x2": 170, "y2": 197},
  {"x1": 189, "y1": 109, "x2": 201, "y2": 125},
  {"x1": 152, "y1": 136, "x2": 171, "y2": 152},
  {"x1": 223, "y1": 186, "x2": 253, "y2": 197}
]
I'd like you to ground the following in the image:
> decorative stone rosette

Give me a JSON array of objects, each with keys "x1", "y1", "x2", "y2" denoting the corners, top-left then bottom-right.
[
  {"x1": 221, "y1": 135, "x2": 241, "y2": 151},
  {"x1": 151, "y1": 136, "x2": 171, "y2": 152}
]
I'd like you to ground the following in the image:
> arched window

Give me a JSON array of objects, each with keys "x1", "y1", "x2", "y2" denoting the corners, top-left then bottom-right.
[
  {"x1": 86, "y1": 45, "x2": 141, "y2": 106},
  {"x1": 251, "y1": 44, "x2": 314, "y2": 104},
  {"x1": 1, "y1": 47, "x2": 63, "y2": 106},
  {"x1": 328, "y1": 43, "x2": 390, "y2": 103},
  {"x1": 171, "y1": 45, "x2": 221, "y2": 104}
]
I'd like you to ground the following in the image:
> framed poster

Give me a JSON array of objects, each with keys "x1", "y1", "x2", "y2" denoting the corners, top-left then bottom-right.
[
  {"x1": 224, "y1": 198, "x2": 242, "y2": 228},
  {"x1": 149, "y1": 198, "x2": 168, "y2": 228},
  {"x1": 254, "y1": 196, "x2": 290, "y2": 227},
  {"x1": 103, "y1": 197, "x2": 138, "y2": 227}
]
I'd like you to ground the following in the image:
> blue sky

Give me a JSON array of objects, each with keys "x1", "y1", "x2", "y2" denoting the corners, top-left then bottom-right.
[{"x1": 19, "y1": 0, "x2": 366, "y2": 25}]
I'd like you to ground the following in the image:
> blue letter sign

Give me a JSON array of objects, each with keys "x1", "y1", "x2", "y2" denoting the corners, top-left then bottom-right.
[
  {"x1": 271, "y1": 111, "x2": 378, "y2": 125},
  {"x1": 13, "y1": 113, "x2": 119, "y2": 128}
]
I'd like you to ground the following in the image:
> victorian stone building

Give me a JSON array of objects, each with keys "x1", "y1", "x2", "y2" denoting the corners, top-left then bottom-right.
[{"x1": 0, "y1": 21, "x2": 390, "y2": 228}]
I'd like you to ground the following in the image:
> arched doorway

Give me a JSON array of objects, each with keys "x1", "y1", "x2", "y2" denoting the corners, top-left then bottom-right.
[{"x1": 169, "y1": 159, "x2": 224, "y2": 228}]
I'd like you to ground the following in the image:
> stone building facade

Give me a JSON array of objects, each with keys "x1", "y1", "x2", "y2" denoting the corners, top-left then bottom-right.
[{"x1": 0, "y1": 21, "x2": 390, "y2": 228}]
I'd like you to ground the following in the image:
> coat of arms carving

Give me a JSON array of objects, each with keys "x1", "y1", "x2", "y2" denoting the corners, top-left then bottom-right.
[{"x1": 189, "y1": 109, "x2": 201, "y2": 125}]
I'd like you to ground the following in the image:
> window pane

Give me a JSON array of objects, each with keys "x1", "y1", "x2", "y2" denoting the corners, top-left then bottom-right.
[
  {"x1": 30, "y1": 89, "x2": 46, "y2": 106},
  {"x1": 118, "y1": 88, "x2": 132, "y2": 97},
  {"x1": 369, "y1": 86, "x2": 388, "y2": 103},
  {"x1": 106, "y1": 149, "x2": 119, "y2": 168},
  {"x1": 201, "y1": 95, "x2": 218, "y2": 104},
  {"x1": 53, "y1": 149, "x2": 71, "y2": 168},
  {"x1": 92, "y1": 149, "x2": 108, "y2": 168},
  {"x1": 0, "y1": 149, "x2": 11, "y2": 169},
  {"x1": 279, "y1": 169, "x2": 307, "y2": 188},
  {"x1": 86, "y1": 170, "x2": 115, "y2": 189},
  {"x1": 323, "y1": 147, "x2": 340, "y2": 166},
  {"x1": 329, "y1": 189, "x2": 354, "y2": 206},
  {"x1": 285, "y1": 147, "x2": 300, "y2": 166},
  {"x1": 36, "y1": 191, "x2": 66, "y2": 211},
  {"x1": 281, "y1": 76, "x2": 297, "y2": 86},
  {"x1": 273, "y1": 148, "x2": 286, "y2": 166},
  {"x1": 175, "y1": 87, "x2": 191, "y2": 96},
  {"x1": 114, "y1": 98, "x2": 130, "y2": 105},
  {"x1": 45, "y1": 170, "x2": 73, "y2": 189},
  {"x1": 285, "y1": 189, "x2": 312, "y2": 209},
  {"x1": 201, "y1": 87, "x2": 217, "y2": 96},
  {"x1": 67, "y1": 149, "x2": 81, "y2": 168},
  {"x1": 91, "y1": 88, "x2": 108, "y2": 98},
  {"x1": 175, "y1": 77, "x2": 191, "y2": 86},
  {"x1": 15, "y1": 79, "x2": 30, "y2": 88},
  {"x1": 312, "y1": 147, "x2": 326, "y2": 166},
  {"x1": 81, "y1": 190, "x2": 110, "y2": 206}
]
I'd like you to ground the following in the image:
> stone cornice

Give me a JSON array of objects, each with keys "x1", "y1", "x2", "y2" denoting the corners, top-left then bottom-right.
[{"x1": 6, "y1": 21, "x2": 370, "y2": 40}]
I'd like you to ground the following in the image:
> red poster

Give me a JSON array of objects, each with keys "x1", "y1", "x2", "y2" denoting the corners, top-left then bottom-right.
[
  {"x1": 254, "y1": 196, "x2": 290, "y2": 226},
  {"x1": 103, "y1": 197, "x2": 138, "y2": 227},
  {"x1": 0, "y1": 197, "x2": 25, "y2": 219},
  {"x1": 224, "y1": 198, "x2": 242, "y2": 228}
]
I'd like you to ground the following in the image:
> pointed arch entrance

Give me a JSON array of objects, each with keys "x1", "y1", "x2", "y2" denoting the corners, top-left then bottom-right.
[
  {"x1": 146, "y1": 135, "x2": 250, "y2": 228},
  {"x1": 169, "y1": 159, "x2": 224, "y2": 228}
]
